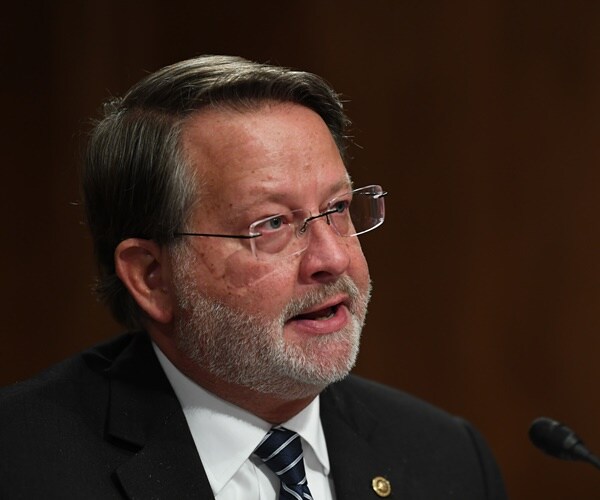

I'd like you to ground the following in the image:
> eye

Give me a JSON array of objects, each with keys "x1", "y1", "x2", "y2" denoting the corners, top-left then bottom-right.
[
  {"x1": 267, "y1": 216, "x2": 284, "y2": 230},
  {"x1": 331, "y1": 199, "x2": 350, "y2": 213},
  {"x1": 255, "y1": 214, "x2": 292, "y2": 233}
]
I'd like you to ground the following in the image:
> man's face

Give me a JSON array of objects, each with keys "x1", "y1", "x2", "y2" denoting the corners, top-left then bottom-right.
[{"x1": 170, "y1": 102, "x2": 372, "y2": 399}]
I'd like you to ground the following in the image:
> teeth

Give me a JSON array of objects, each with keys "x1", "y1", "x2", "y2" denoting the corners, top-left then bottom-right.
[
  {"x1": 320, "y1": 307, "x2": 335, "y2": 320},
  {"x1": 314, "y1": 306, "x2": 336, "y2": 320}
]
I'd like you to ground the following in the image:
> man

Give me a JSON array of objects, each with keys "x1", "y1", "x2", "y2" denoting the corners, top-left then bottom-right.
[{"x1": 0, "y1": 55, "x2": 506, "y2": 499}]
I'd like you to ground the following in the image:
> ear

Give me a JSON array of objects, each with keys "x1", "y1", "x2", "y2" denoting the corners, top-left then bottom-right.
[{"x1": 114, "y1": 238, "x2": 175, "y2": 325}]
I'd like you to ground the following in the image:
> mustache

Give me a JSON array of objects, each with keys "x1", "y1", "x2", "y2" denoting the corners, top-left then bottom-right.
[{"x1": 281, "y1": 275, "x2": 370, "y2": 323}]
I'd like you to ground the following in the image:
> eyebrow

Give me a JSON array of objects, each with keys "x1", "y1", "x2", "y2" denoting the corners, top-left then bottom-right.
[
  {"x1": 234, "y1": 176, "x2": 353, "y2": 215},
  {"x1": 327, "y1": 177, "x2": 354, "y2": 197}
]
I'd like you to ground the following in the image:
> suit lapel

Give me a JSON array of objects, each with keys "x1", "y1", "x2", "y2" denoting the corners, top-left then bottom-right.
[
  {"x1": 101, "y1": 336, "x2": 400, "y2": 499},
  {"x1": 320, "y1": 380, "x2": 395, "y2": 500},
  {"x1": 105, "y1": 333, "x2": 214, "y2": 499}
]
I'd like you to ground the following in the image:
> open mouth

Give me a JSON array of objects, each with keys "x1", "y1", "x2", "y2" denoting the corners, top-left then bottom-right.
[{"x1": 290, "y1": 303, "x2": 341, "y2": 322}]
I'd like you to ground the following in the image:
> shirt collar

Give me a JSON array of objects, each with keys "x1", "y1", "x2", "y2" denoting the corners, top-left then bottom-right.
[{"x1": 153, "y1": 343, "x2": 330, "y2": 495}]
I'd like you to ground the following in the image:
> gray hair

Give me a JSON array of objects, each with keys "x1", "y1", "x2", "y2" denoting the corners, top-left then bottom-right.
[{"x1": 83, "y1": 55, "x2": 351, "y2": 329}]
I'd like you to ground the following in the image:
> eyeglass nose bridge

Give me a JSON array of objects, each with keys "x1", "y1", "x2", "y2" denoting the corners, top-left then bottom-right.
[{"x1": 297, "y1": 208, "x2": 338, "y2": 236}]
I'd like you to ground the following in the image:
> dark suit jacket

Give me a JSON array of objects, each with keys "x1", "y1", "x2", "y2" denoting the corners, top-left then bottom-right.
[{"x1": 0, "y1": 332, "x2": 506, "y2": 499}]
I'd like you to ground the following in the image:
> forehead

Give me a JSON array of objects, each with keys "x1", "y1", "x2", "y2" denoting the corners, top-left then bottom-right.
[{"x1": 181, "y1": 102, "x2": 350, "y2": 208}]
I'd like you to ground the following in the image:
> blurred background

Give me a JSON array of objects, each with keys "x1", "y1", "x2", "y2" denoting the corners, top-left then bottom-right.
[{"x1": 2, "y1": 1, "x2": 600, "y2": 498}]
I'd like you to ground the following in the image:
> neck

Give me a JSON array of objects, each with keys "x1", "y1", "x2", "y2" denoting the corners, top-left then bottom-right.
[
  {"x1": 152, "y1": 333, "x2": 321, "y2": 423},
  {"x1": 196, "y1": 373, "x2": 318, "y2": 423}
]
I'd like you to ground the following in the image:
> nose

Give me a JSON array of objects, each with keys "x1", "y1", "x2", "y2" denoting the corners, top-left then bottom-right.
[{"x1": 297, "y1": 215, "x2": 352, "y2": 284}]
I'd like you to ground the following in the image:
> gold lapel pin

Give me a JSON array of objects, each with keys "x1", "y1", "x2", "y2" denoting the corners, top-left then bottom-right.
[{"x1": 371, "y1": 476, "x2": 392, "y2": 497}]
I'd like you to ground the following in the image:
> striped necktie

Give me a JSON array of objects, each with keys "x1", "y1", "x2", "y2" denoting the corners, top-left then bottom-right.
[{"x1": 254, "y1": 426, "x2": 314, "y2": 500}]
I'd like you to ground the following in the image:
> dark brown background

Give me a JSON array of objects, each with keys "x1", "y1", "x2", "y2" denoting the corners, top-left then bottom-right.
[{"x1": 3, "y1": 2, "x2": 600, "y2": 498}]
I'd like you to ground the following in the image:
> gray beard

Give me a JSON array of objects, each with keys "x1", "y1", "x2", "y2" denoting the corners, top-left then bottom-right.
[{"x1": 171, "y1": 253, "x2": 371, "y2": 400}]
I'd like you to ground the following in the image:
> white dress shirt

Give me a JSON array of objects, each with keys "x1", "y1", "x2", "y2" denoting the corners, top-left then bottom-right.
[{"x1": 153, "y1": 344, "x2": 336, "y2": 499}]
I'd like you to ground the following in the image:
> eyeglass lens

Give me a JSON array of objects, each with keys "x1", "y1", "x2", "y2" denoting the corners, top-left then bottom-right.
[{"x1": 250, "y1": 185, "x2": 385, "y2": 260}]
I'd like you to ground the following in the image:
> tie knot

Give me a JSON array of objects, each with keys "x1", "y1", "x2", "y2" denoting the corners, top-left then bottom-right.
[{"x1": 254, "y1": 427, "x2": 313, "y2": 499}]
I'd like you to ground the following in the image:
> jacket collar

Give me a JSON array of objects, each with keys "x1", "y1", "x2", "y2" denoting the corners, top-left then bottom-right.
[
  {"x1": 101, "y1": 334, "x2": 393, "y2": 499},
  {"x1": 104, "y1": 332, "x2": 214, "y2": 499}
]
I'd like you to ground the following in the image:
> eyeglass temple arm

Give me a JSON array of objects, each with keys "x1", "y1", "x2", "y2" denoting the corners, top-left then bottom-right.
[{"x1": 173, "y1": 232, "x2": 261, "y2": 239}]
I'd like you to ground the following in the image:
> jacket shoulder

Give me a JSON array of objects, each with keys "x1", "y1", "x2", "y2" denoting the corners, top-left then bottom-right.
[
  {"x1": 0, "y1": 332, "x2": 143, "y2": 449},
  {"x1": 321, "y1": 375, "x2": 507, "y2": 499},
  {"x1": 326, "y1": 374, "x2": 457, "y2": 421},
  {"x1": 0, "y1": 332, "x2": 136, "y2": 406}
]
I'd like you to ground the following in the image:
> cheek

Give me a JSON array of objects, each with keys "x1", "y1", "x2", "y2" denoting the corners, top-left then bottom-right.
[
  {"x1": 206, "y1": 249, "x2": 298, "y2": 312},
  {"x1": 189, "y1": 241, "x2": 275, "y2": 289},
  {"x1": 222, "y1": 251, "x2": 278, "y2": 288}
]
